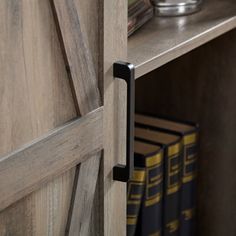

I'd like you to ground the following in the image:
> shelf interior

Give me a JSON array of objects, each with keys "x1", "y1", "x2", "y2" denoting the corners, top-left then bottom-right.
[
  {"x1": 128, "y1": 0, "x2": 236, "y2": 79},
  {"x1": 135, "y1": 29, "x2": 236, "y2": 235}
]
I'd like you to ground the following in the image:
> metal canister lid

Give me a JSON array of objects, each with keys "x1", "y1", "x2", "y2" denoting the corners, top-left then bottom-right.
[{"x1": 152, "y1": 0, "x2": 202, "y2": 16}]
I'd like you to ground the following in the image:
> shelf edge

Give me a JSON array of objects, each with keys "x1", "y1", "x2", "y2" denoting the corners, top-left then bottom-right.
[{"x1": 134, "y1": 17, "x2": 236, "y2": 79}]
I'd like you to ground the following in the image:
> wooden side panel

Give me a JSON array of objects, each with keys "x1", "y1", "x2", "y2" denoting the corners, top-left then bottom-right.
[
  {"x1": 103, "y1": 0, "x2": 127, "y2": 235},
  {"x1": 135, "y1": 29, "x2": 236, "y2": 236}
]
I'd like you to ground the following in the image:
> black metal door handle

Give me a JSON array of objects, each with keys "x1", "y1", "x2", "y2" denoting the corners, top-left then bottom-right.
[{"x1": 113, "y1": 61, "x2": 135, "y2": 182}]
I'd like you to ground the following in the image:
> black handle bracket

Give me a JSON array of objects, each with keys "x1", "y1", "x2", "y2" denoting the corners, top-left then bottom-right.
[{"x1": 113, "y1": 61, "x2": 135, "y2": 182}]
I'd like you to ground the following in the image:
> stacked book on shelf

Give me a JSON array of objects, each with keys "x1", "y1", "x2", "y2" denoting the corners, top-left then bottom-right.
[
  {"x1": 127, "y1": 113, "x2": 199, "y2": 236},
  {"x1": 128, "y1": 0, "x2": 154, "y2": 36}
]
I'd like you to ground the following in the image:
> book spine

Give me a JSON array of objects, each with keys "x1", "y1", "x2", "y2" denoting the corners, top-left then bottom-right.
[
  {"x1": 128, "y1": 0, "x2": 149, "y2": 18},
  {"x1": 140, "y1": 151, "x2": 164, "y2": 236},
  {"x1": 128, "y1": 0, "x2": 140, "y2": 8},
  {"x1": 128, "y1": 7, "x2": 154, "y2": 37},
  {"x1": 164, "y1": 143, "x2": 182, "y2": 236},
  {"x1": 127, "y1": 168, "x2": 146, "y2": 236},
  {"x1": 180, "y1": 133, "x2": 198, "y2": 236}
]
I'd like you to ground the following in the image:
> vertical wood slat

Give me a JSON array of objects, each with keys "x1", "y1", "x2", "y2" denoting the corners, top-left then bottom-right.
[
  {"x1": 50, "y1": 0, "x2": 102, "y2": 235},
  {"x1": 103, "y1": 0, "x2": 128, "y2": 235}
]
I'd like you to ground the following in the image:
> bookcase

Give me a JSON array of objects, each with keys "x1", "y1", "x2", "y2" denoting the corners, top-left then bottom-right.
[
  {"x1": 0, "y1": 0, "x2": 236, "y2": 235},
  {"x1": 129, "y1": 0, "x2": 236, "y2": 235}
]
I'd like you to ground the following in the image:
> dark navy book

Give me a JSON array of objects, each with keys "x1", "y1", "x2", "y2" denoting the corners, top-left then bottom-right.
[
  {"x1": 135, "y1": 113, "x2": 199, "y2": 236},
  {"x1": 135, "y1": 127, "x2": 183, "y2": 236},
  {"x1": 127, "y1": 167, "x2": 146, "y2": 236},
  {"x1": 133, "y1": 140, "x2": 164, "y2": 236}
]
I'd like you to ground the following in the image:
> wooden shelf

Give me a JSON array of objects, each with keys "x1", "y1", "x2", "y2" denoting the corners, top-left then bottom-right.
[{"x1": 128, "y1": 0, "x2": 236, "y2": 79}]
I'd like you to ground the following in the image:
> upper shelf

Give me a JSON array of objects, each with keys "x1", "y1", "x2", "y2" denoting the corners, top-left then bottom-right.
[{"x1": 128, "y1": 0, "x2": 236, "y2": 79}]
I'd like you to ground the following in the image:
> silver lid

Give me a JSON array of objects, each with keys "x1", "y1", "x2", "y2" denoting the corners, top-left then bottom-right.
[{"x1": 152, "y1": 0, "x2": 202, "y2": 16}]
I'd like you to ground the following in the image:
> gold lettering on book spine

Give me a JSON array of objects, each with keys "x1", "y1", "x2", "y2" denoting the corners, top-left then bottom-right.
[
  {"x1": 167, "y1": 143, "x2": 182, "y2": 195},
  {"x1": 166, "y1": 220, "x2": 179, "y2": 233},
  {"x1": 183, "y1": 133, "x2": 198, "y2": 184},
  {"x1": 127, "y1": 169, "x2": 145, "y2": 205},
  {"x1": 150, "y1": 231, "x2": 161, "y2": 236},
  {"x1": 145, "y1": 152, "x2": 164, "y2": 206},
  {"x1": 182, "y1": 208, "x2": 195, "y2": 220}
]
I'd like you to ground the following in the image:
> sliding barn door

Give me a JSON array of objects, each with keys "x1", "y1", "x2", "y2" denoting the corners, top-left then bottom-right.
[{"x1": 0, "y1": 0, "x2": 127, "y2": 235}]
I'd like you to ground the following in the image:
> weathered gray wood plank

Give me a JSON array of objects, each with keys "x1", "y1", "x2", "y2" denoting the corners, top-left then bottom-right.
[
  {"x1": 50, "y1": 0, "x2": 101, "y2": 115},
  {"x1": 103, "y1": 0, "x2": 127, "y2": 235},
  {"x1": 0, "y1": 107, "x2": 103, "y2": 212},
  {"x1": 66, "y1": 152, "x2": 101, "y2": 236}
]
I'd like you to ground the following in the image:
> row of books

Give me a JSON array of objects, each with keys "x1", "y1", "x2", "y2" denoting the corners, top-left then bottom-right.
[
  {"x1": 127, "y1": 113, "x2": 199, "y2": 236},
  {"x1": 128, "y1": 0, "x2": 154, "y2": 36}
]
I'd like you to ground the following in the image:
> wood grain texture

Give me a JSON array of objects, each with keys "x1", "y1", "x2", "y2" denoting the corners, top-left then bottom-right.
[
  {"x1": 128, "y1": 0, "x2": 236, "y2": 78},
  {"x1": 50, "y1": 0, "x2": 101, "y2": 115},
  {"x1": 0, "y1": 169, "x2": 76, "y2": 236},
  {"x1": 66, "y1": 152, "x2": 101, "y2": 236},
  {"x1": 135, "y1": 29, "x2": 236, "y2": 236},
  {"x1": 103, "y1": 0, "x2": 127, "y2": 235},
  {"x1": 0, "y1": 107, "x2": 103, "y2": 213},
  {"x1": 89, "y1": 161, "x2": 103, "y2": 236},
  {"x1": 0, "y1": 0, "x2": 102, "y2": 235},
  {"x1": 73, "y1": 0, "x2": 102, "y2": 95},
  {"x1": 0, "y1": 0, "x2": 78, "y2": 234},
  {"x1": 0, "y1": 0, "x2": 125, "y2": 235},
  {"x1": 50, "y1": 1, "x2": 103, "y2": 235}
]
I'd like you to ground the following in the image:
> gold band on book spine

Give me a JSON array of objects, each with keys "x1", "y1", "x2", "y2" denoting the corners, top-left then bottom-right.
[
  {"x1": 146, "y1": 153, "x2": 163, "y2": 167},
  {"x1": 167, "y1": 143, "x2": 182, "y2": 195},
  {"x1": 127, "y1": 217, "x2": 137, "y2": 225},
  {"x1": 132, "y1": 169, "x2": 146, "y2": 182},
  {"x1": 184, "y1": 133, "x2": 197, "y2": 145},
  {"x1": 168, "y1": 143, "x2": 182, "y2": 156}
]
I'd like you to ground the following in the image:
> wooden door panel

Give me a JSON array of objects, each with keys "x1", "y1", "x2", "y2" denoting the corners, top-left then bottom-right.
[
  {"x1": 0, "y1": 0, "x2": 77, "y2": 235},
  {"x1": 0, "y1": 0, "x2": 103, "y2": 235},
  {"x1": 0, "y1": 0, "x2": 127, "y2": 234}
]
